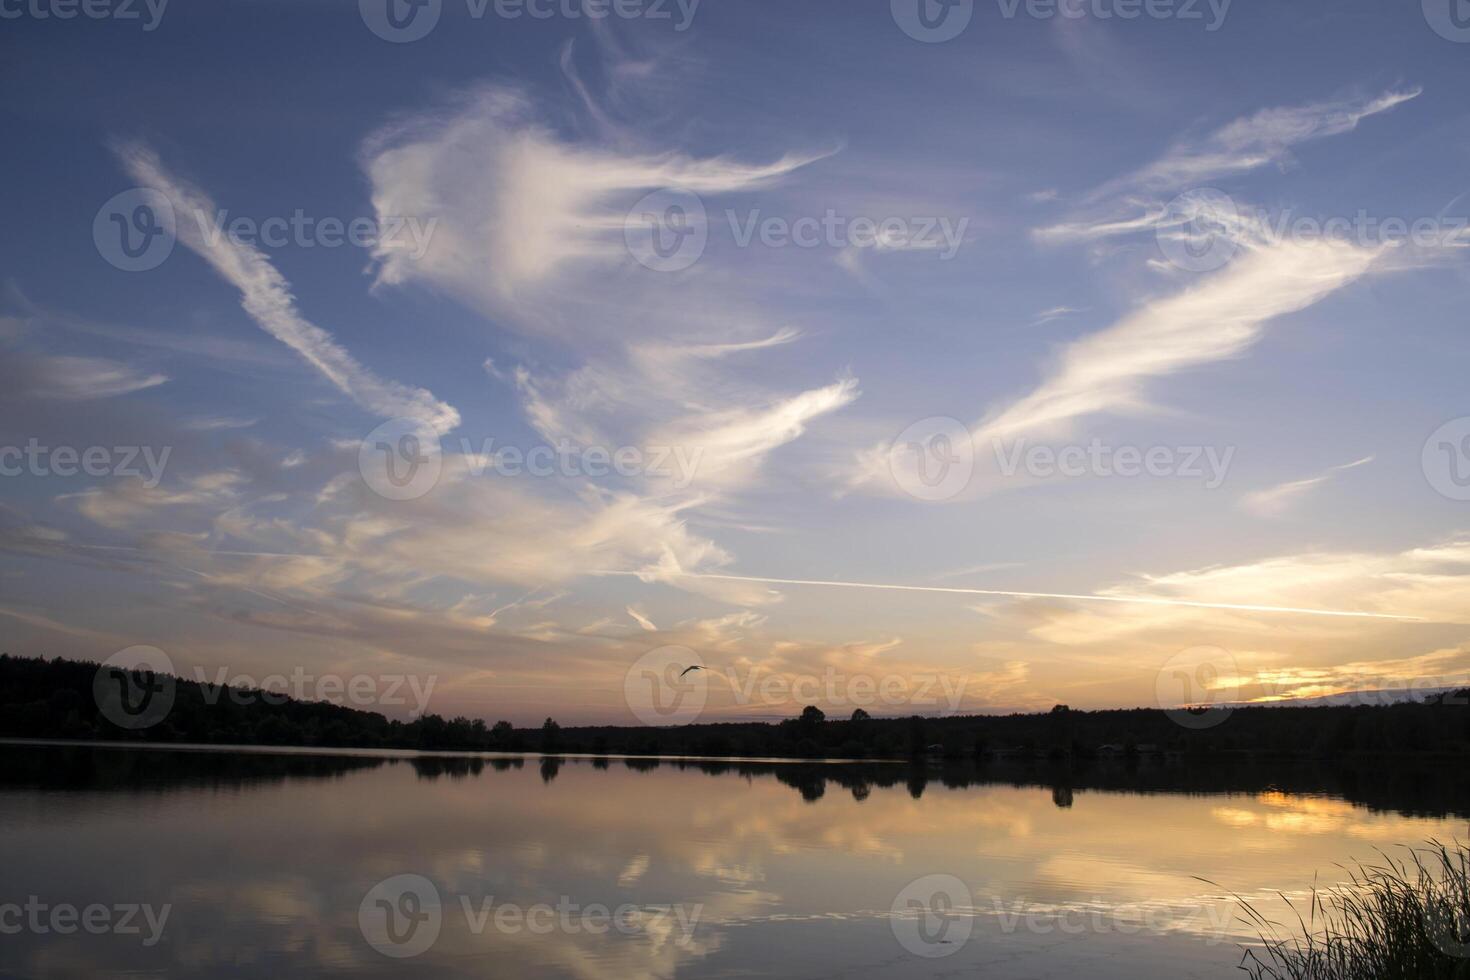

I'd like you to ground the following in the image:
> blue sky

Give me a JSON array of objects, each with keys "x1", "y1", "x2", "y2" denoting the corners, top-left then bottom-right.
[{"x1": 2, "y1": 0, "x2": 1469, "y2": 723}]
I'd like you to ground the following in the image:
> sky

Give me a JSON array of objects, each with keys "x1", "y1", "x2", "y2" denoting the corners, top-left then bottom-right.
[{"x1": 2, "y1": 0, "x2": 1469, "y2": 725}]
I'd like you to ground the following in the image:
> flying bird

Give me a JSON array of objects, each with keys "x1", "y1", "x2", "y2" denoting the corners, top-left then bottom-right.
[{"x1": 678, "y1": 665, "x2": 704, "y2": 678}]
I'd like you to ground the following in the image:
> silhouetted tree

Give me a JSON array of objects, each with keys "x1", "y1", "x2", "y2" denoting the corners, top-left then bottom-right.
[
  {"x1": 540, "y1": 717, "x2": 562, "y2": 753},
  {"x1": 798, "y1": 705, "x2": 826, "y2": 739},
  {"x1": 906, "y1": 715, "x2": 927, "y2": 756},
  {"x1": 1048, "y1": 704, "x2": 1074, "y2": 758}
]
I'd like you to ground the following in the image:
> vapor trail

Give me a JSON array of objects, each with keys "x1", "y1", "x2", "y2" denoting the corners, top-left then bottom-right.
[
  {"x1": 71, "y1": 544, "x2": 1421, "y2": 621},
  {"x1": 589, "y1": 571, "x2": 1420, "y2": 621}
]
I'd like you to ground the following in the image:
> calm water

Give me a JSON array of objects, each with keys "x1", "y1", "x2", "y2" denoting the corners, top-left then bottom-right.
[{"x1": 1, "y1": 742, "x2": 1466, "y2": 979}]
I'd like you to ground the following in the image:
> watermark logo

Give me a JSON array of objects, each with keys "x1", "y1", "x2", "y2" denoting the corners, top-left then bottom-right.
[
  {"x1": 1157, "y1": 189, "x2": 1470, "y2": 272},
  {"x1": 359, "y1": 874, "x2": 443, "y2": 958},
  {"x1": 629, "y1": 202, "x2": 970, "y2": 268},
  {"x1": 1423, "y1": 417, "x2": 1470, "y2": 501},
  {"x1": 191, "y1": 666, "x2": 437, "y2": 717},
  {"x1": 725, "y1": 209, "x2": 968, "y2": 259},
  {"x1": 95, "y1": 192, "x2": 439, "y2": 271},
  {"x1": 0, "y1": 0, "x2": 169, "y2": 30},
  {"x1": 93, "y1": 646, "x2": 176, "y2": 731},
  {"x1": 889, "y1": 417, "x2": 974, "y2": 501},
  {"x1": 1157, "y1": 188, "x2": 1239, "y2": 272},
  {"x1": 458, "y1": 437, "x2": 704, "y2": 487},
  {"x1": 1156, "y1": 645, "x2": 1238, "y2": 730},
  {"x1": 1423, "y1": 0, "x2": 1470, "y2": 42},
  {"x1": 993, "y1": 438, "x2": 1235, "y2": 488},
  {"x1": 992, "y1": 896, "x2": 1233, "y2": 941},
  {"x1": 359, "y1": 0, "x2": 442, "y2": 41},
  {"x1": 360, "y1": 0, "x2": 699, "y2": 41},
  {"x1": 358, "y1": 877, "x2": 700, "y2": 955},
  {"x1": 996, "y1": 0, "x2": 1230, "y2": 29},
  {"x1": 194, "y1": 209, "x2": 438, "y2": 256},
  {"x1": 891, "y1": 874, "x2": 974, "y2": 957},
  {"x1": 360, "y1": 418, "x2": 443, "y2": 501},
  {"x1": 891, "y1": 0, "x2": 974, "y2": 42},
  {"x1": 888, "y1": 877, "x2": 1231, "y2": 957},
  {"x1": 0, "y1": 440, "x2": 171, "y2": 487},
  {"x1": 94, "y1": 654, "x2": 435, "y2": 728},
  {"x1": 0, "y1": 898, "x2": 171, "y2": 946},
  {"x1": 725, "y1": 668, "x2": 969, "y2": 715},
  {"x1": 624, "y1": 645, "x2": 707, "y2": 725},
  {"x1": 93, "y1": 188, "x2": 175, "y2": 272},
  {"x1": 625, "y1": 188, "x2": 707, "y2": 272}
]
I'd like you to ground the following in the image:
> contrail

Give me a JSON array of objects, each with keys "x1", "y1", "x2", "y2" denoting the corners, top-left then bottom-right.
[
  {"x1": 589, "y1": 570, "x2": 1420, "y2": 621},
  {"x1": 68, "y1": 544, "x2": 1421, "y2": 622}
]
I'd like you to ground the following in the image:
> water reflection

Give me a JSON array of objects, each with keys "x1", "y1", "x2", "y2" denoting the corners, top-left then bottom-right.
[{"x1": 0, "y1": 742, "x2": 1463, "y2": 979}]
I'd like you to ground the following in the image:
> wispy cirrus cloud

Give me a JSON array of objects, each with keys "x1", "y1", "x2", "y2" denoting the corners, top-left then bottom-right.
[
  {"x1": 1022, "y1": 535, "x2": 1470, "y2": 648},
  {"x1": 974, "y1": 237, "x2": 1384, "y2": 444},
  {"x1": 363, "y1": 77, "x2": 858, "y2": 506},
  {"x1": 1035, "y1": 88, "x2": 1421, "y2": 246},
  {"x1": 182, "y1": 415, "x2": 260, "y2": 432},
  {"x1": 626, "y1": 604, "x2": 658, "y2": 632},
  {"x1": 1, "y1": 353, "x2": 167, "y2": 400},
  {"x1": 647, "y1": 378, "x2": 859, "y2": 491},
  {"x1": 849, "y1": 88, "x2": 1417, "y2": 502},
  {"x1": 1241, "y1": 455, "x2": 1374, "y2": 517},
  {"x1": 1238, "y1": 645, "x2": 1470, "y2": 703},
  {"x1": 845, "y1": 233, "x2": 1386, "y2": 499},
  {"x1": 0, "y1": 303, "x2": 170, "y2": 400},
  {"x1": 361, "y1": 85, "x2": 827, "y2": 326},
  {"x1": 1030, "y1": 305, "x2": 1086, "y2": 327},
  {"x1": 61, "y1": 66, "x2": 863, "y2": 665},
  {"x1": 115, "y1": 142, "x2": 461, "y2": 432},
  {"x1": 1085, "y1": 87, "x2": 1421, "y2": 202},
  {"x1": 56, "y1": 448, "x2": 765, "y2": 620}
]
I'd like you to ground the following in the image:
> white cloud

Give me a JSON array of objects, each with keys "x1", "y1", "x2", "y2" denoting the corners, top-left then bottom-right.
[
  {"x1": 846, "y1": 234, "x2": 1385, "y2": 499},
  {"x1": 1024, "y1": 536, "x2": 1470, "y2": 648},
  {"x1": 975, "y1": 238, "x2": 1384, "y2": 445},
  {"x1": 846, "y1": 89, "x2": 1423, "y2": 502},
  {"x1": 1033, "y1": 205, "x2": 1169, "y2": 245},
  {"x1": 1035, "y1": 89, "x2": 1420, "y2": 247},
  {"x1": 1030, "y1": 306, "x2": 1087, "y2": 327},
  {"x1": 1241, "y1": 646, "x2": 1470, "y2": 703},
  {"x1": 648, "y1": 378, "x2": 859, "y2": 491},
  {"x1": 50, "y1": 449, "x2": 764, "y2": 659},
  {"x1": 1090, "y1": 88, "x2": 1420, "y2": 200},
  {"x1": 626, "y1": 604, "x2": 658, "y2": 632},
  {"x1": 183, "y1": 415, "x2": 260, "y2": 432},
  {"x1": 116, "y1": 142, "x2": 460, "y2": 432},
  {"x1": 1240, "y1": 456, "x2": 1374, "y2": 517},
  {"x1": 362, "y1": 84, "x2": 859, "y2": 511},
  {"x1": 21, "y1": 354, "x2": 168, "y2": 400},
  {"x1": 361, "y1": 86, "x2": 825, "y2": 323}
]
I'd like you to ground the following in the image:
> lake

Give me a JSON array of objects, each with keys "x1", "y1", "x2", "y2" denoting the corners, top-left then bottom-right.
[{"x1": 1, "y1": 742, "x2": 1465, "y2": 978}]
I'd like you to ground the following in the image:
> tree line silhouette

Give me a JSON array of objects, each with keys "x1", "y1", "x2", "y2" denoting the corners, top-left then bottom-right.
[{"x1": 2, "y1": 653, "x2": 1467, "y2": 760}]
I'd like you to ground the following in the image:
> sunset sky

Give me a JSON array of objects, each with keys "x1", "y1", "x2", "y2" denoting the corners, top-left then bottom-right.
[{"x1": 2, "y1": 0, "x2": 1468, "y2": 724}]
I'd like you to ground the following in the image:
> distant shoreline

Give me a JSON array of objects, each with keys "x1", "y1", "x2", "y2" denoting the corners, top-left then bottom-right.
[
  {"x1": 5, "y1": 653, "x2": 1468, "y2": 763},
  {"x1": 0, "y1": 736, "x2": 904, "y2": 767},
  {"x1": 2, "y1": 734, "x2": 1466, "y2": 766}
]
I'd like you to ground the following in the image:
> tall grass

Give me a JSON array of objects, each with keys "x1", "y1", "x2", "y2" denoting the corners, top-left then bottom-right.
[{"x1": 1234, "y1": 841, "x2": 1470, "y2": 979}]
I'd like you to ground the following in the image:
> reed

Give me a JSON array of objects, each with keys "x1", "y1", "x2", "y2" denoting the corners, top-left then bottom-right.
[{"x1": 1233, "y1": 841, "x2": 1470, "y2": 980}]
